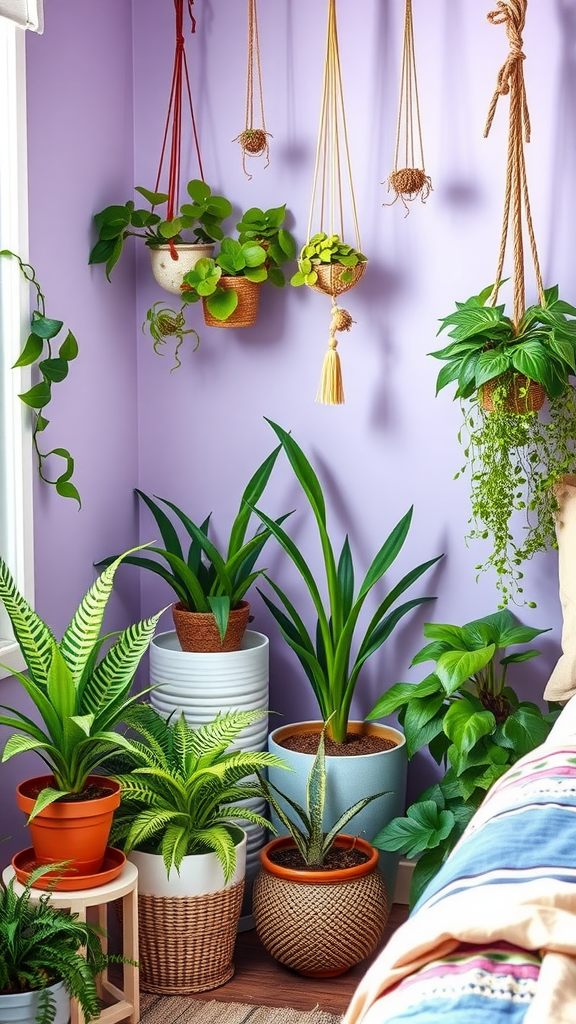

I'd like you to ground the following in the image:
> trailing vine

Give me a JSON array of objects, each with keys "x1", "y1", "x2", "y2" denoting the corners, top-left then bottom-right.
[
  {"x1": 1, "y1": 250, "x2": 81, "y2": 507},
  {"x1": 456, "y1": 385, "x2": 576, "y2": 606}
]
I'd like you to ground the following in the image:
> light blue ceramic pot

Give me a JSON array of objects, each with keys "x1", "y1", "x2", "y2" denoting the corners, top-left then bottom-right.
[{"x1": 267, "y1": 720, "x2": 407, "y2": 900}]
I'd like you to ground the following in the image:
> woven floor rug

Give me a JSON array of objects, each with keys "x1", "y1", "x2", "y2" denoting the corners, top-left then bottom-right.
[{"x1": 139, "y1": 993, "x2": 342, "y2": 1024}]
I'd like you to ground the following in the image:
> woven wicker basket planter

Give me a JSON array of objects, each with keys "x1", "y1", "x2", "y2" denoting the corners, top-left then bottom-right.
[
  {"x1": 252, "y1": 835, "x2": 389, "y2": 978},
  {"x1": 480, "y1": 373, "x2": 546, "y2": 414},
  {"x1": 202, "y1": 278, "x2": 262, "y2": 328},
  {"x1": 309, "y1": 260, "x2": 367, "y2": 297},
  {"x1": 171, "y1": 600, "x2": 251, "y2": 653}
]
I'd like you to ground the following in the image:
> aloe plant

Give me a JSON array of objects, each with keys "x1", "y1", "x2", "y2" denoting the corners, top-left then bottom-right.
[
  {"x1": 111, "y1": 705, "x2": 289, "y2": 880},
  {"x1": 256, "y1": 719, "x2": 386, "y2": 868},
  {"x1": 252, "y1": 419, "x2": 442, "y2": 743},
  {"x1": 0, "y1": 548, "x2": 165, "y2": 817},
  {"x1": 96, "y1": 444, "x2": 290, "y2": 641}
]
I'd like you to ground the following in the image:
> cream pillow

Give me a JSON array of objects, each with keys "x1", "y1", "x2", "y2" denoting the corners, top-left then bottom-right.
[{"x1": 544, "y1": 475, "x2": 576, "y2": 702}]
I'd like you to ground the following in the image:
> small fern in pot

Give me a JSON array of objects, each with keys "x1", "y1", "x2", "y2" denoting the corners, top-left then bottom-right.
[{"x1": 429, "y1": 283, "x2": 576, "y2": 605}]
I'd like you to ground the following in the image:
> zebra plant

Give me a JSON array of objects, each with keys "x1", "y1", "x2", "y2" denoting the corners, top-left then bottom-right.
[
  {"x1": 0, "y1": 548, "x2": 165, "y2": 818},
  {"x1": 110, "y1": 704, "x2": 290, "y2": 881},
  {"x1": 256, "y1": 718, "x2": 387, "y2": 868}
]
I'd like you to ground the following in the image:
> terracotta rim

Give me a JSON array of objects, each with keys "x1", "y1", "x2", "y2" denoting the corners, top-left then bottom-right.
[
  {"x1": 269, "y1": 719, "x2": 405, "y2": 754},
  {"x1": 259, "y1": 835, "x2": 379, "y2": 884},
  {"x1": 16, "y1": 775, "x2": 121, "y2": 818}
]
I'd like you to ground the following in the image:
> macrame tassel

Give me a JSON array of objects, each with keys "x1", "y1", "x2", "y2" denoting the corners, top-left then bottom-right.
[{"x1": 316, "y1": 335, "x2": 344, "y2": 405}]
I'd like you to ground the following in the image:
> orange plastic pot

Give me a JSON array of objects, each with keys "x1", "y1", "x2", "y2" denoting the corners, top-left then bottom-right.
[
  {"x1": 16, "y1": 775, "x2": 121, "y2": 877},
  {"x1": 252, "y1": 835, "x2": 389, "y2": 977}
]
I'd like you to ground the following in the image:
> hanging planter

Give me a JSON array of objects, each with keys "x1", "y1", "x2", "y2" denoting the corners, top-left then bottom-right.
[
  {"x1": 384, "y1": 0, "x2": 432, "y2": 214},
  {"x1": 233, "y1": 0, "x2": 272, "y2": 177},
  {"x1": 290, "y1": 0, "x2": 367, "y2": 405},
  {"x1": 149, "y1": 241, "x2": 216, "y2": 295},
  {"x1": 201, "y1": 277, "x2": 262, "y2": 329},
  {"x1": 428, "y1": 0, "x2": 576, "y2": 606}
]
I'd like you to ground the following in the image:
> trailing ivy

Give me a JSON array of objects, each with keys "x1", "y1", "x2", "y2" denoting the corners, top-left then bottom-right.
[{"x1": 1, "y1": 250, "x2": 80, "y2": 507}]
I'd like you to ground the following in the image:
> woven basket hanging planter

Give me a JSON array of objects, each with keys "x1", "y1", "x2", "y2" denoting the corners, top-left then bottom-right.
[
  {"x1": 233, "y1": 0, "x2": 272, "y2": 177},
  {"x1": 480, "y1": 373, "x2": 546, "y2": 414},
  {"x1": 202, "y1": 278, "x2": 262, "y2": 329},
  {"x1": 309, "y1": 260, "x2": 367, "y2": 298},
  {"x1": 172, "y1": 600, "x2": 251, "y2": 653},
  {"x1": 252, "y1": 835, "x2": 389, "y2": 978}
]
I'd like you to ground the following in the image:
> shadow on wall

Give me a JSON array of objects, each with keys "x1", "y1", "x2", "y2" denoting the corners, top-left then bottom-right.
[{"x1": 546, "y1": 0, "x2": 576, "y2": 281}]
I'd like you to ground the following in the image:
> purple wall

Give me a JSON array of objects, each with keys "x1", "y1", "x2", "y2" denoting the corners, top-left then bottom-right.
[{"x1": 2, "y1": 0, "x2": 575, "y2": 854}]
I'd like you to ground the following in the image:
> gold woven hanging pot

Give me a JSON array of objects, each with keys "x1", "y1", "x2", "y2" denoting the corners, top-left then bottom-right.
[
  {"x1": 201, "y1": 279, "x2": 262, "y2": 329},
  {"x1": 233, "y1": 0, "x2": 272, "y2": 177}
]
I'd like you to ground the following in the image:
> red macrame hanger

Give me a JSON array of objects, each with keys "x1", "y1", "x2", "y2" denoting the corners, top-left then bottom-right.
[{"x1": 154, "y1": 0, "x2": 205, "y2": 260}]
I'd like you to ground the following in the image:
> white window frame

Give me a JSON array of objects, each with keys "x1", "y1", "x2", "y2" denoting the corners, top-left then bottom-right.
[{"x1": 0, "y1": 18, "x2": 34, "y2": 677}]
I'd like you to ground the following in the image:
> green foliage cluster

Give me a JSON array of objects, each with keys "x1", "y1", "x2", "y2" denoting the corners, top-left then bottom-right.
[
  {"x1": 1, "y1": 250, "x2": 80, "y2": 506},
  {"x1": 291, "y1": 232, "x2": 366, "y2": 288},
  {"x1": 89, "y1": 179, "x2": 232, "y2": 280},
  {"x1": 96, "y1": 445, "x2": 290, "y2": 642},
  {"x1": 256, "y1": 719, "x2": 385, "y2": 868},
  {"x1": 457, "y1": 388, "x2": 576, "y2": 606},
  {"x1": 0, "y1": 549, "x2": 164, "y2": 816},
  {"x1": 0, "y1": 863, "x2": 129, "y2": 1023},
  {"x1": 368, "y1": 610, "x2": 558, "y2": 907},
  {"x1": 111, "y1": 705, "x2": 287, "y2": 881},
  {"x1": 252, "y1": 420, "x2": 442, "y2": 744},
  {"x1": 430, "y1": 284, "x2": 576, "y2": 399}
]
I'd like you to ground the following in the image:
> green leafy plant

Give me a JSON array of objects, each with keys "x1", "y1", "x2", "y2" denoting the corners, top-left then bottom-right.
[
  {"x1": 368, "y1": 609, "x2": 558, "y2": 907},
  {"x1": 430, "y1": 284, "x2": 576, "y2": 399},
  {"x1": 0, "y1": 862, "x2": 132, "y2": 1024},
  {"x1": 111, "y1": 705, "x2": 288, "y2": 881},
  {"x1": 290, "y1": 232, "x2": 366, "y2": 288},
  {"x1": 251, "y1": 419, "x2": 442, "y2": 744},
  {"x1": 96, "y1": 444, "x2": 290, "y2": 642},
  {"x1": 88, "y1": 179, "x2": 233, "y2": 281},
  {"x1": 256, "y1": 718, "x2": 386, "y2": 868},
  {"x1": 1, "y1": 250, "x2": 80, "y2": 506},
  {"x1": 429, "y1": 284, "x2": 576, "y2": 605},
  {"x1": 180, "y1": 239, "x2": 268, "y2": 322},
  {"x1": 236, "y1": 204, "x2": 297, "y2": 286},
  {"x1": 0, "y1": 548, "x2": 165, "y2": 817}
]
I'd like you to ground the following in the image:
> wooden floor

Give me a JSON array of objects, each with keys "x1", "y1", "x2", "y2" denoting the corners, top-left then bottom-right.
[{"x1": 192, "y1": 903, "x2": 409, "y2": 1016}]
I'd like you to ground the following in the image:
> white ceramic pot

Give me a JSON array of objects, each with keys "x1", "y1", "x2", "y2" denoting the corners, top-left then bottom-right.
[
  {"x1": 128, "y1": 830, "x2": 247, "y2": 897},
  {"x1": 0, "y1": 981, "x2": 70, "y2": 1024},
  {"x1": 149, "y1": 242, "x2": 215, "y2": 295},
  {"x1": 267, "y1": 720, "x2": 407, "y2": 899}
]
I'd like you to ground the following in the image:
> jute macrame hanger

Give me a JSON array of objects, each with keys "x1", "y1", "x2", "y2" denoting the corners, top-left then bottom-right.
[
  {"x1": 308, "y1": 0, "x2": 363, "y2": 406},
  {"x1": 154, "y1": 0, "x2": 204, "y2": 261},
  {"x1": 233, "y1": 0, "x2": 271, "y2": 177},
  {"x1": 385, "y1": 0, "x2": 432, "y2": 215},
  {"x1": 484, "y1": 0, "x2": 544, "y2": 325}
]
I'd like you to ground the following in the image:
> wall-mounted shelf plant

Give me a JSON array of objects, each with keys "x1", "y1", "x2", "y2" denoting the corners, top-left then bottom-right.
[
  {"x1": 428, "y1": 0, "x2": 576, "y2": 606},
  {"x1": 1, "y1": 250, "x2": 80, "y2": 507}
]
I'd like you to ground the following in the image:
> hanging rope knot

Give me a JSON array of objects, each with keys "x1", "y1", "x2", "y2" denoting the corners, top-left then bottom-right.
[
  {"x1": 176, "y1": 32, "x2": 185, "y2": 49},
  {"x1": 328, "y1": 334, "x2": 338, "y2": 351},
  {"x1": 484, "y1": 0, "x2": 530, "y2": 141}
]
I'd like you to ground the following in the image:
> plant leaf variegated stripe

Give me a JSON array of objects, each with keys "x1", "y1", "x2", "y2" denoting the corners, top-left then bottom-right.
[
  {"x1": 0, "y1": 547, "x2": 167, "y2": 817},
  {"x1": 110, "y1": 704, "x2": 289, "y2": 882},
  {"x1": 252, "y1": 419, "x2": 442, "y2": 744}
]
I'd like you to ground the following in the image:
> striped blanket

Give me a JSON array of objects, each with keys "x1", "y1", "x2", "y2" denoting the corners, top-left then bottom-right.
[{"x1": 343, "y1": 739, "x2": 576, "y2": 1024}]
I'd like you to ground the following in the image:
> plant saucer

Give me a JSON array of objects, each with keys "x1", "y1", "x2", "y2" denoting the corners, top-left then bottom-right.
[{"x1": 12, "y1": 846, "x2": 126, "y2": 891}]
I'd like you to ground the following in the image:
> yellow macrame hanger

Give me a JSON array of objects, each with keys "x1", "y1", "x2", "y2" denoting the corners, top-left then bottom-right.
[
  {"x1": 233, "y1": 0, "x2": 272, "y2": 178},
  {"x1": 308, "y1": 0, "x2": 365, "y2": 406},
  {"x1": 385, "y1": 0, "x2": 432, "y2": 215}
]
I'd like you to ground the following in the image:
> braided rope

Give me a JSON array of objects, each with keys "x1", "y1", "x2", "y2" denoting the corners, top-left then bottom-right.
[{"x1": 484, "y1": 0, "x2": 543, "y2": 326}]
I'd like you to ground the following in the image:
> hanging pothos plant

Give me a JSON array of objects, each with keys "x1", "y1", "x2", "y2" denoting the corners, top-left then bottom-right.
[
  {"x1": 429, "y1": 0, "x2": 576, "y2": 607},
  {"x1": 1, "y1": 250, "x2": 81, "y2": 507}
]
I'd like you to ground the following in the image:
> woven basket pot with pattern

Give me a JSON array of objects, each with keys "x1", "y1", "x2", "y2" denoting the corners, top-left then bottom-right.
[
  {"x1": 171, "y1": 600, "x2": 251, "y2": 653},
  {"x1": 202, "y1": 277, "x2": 262, "y2": 328},
  {"x1": 309, "y1": 259, "x2": 367, "y2": 297},
  {"x1": 480, "y1": 373, "x2": 546, "y2": 414},
  {"x1": 252, "y1": 835, "x2": 389, "y2": 978}
]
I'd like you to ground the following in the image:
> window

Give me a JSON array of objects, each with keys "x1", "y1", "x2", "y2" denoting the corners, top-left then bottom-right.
[{"x1": 0, "y1": 17, "x2": 34, "y2": 676}]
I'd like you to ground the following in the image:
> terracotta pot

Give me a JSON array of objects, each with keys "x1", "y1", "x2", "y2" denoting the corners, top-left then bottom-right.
[
  {"x1": 202, "y1": 278, "x2": 261, "y2": 328},
  {"x1": 480, "y1": 373, "x2": 546, "y2": 413},
  {"x1": 171, "y1": 600, "x2": 251, "y2": 653},
  {"x1": 252, "y1": 835, "x2": 388, "y2": 977},
  {"x1": 16, "y1": 775, "x2": 121, "y2": 878}
]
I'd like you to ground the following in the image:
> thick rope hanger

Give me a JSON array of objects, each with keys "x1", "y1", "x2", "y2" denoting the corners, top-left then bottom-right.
[
  {"x1": 385, "y1": 0, "x2": 432, "y2": 215},
  {"x1": 484, "y1": 0, "x2": 544, "y2": 324},
  {"x1": 154, "y1": 0, "x2": 204, "y2": 260},
  {"x1": 234, "y1": 0, "x2": 271, "y2": 177}
]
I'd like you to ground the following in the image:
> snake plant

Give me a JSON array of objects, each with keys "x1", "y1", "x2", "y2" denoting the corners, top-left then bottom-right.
[{"x1": 0, "y1": 548, "x2": 165, "y2": 817}]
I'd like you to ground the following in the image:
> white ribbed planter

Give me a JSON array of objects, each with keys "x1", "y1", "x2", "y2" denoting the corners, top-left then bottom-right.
[
  {"x1": 0, "y1": 981, "x2": 69, "y2": 1024},
  {"x1": 129, "y1": 831, "x2": 247, "y2": 898},
  {"x1": 149, "y1": 629, "x2": 269, "y2": 925},
  {"x1": 149, "y1": 243, "x2": 215, "y2": 295}
]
